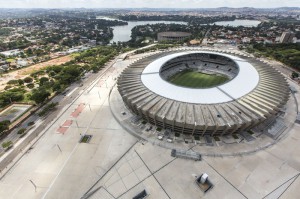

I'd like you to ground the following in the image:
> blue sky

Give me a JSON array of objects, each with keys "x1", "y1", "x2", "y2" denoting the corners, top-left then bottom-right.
[{"x1": 0, "y1": 0, "x2": 298, "y2": 8}]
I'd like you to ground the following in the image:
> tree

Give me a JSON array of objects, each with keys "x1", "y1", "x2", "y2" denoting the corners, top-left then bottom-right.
[
  {"x1": 48, "y1": 71, "x2": 56, "y2": 77},
  {"x1": 4, "y1": 85, "x2": 12, "y2": 90},
  {"x1": 17, "y1": 128, "x2": 26, "y2": 135},
  {"x1": 26, "y1": 83, "x2": 34, "y2": 89},
  {"x1": 55, "y1": 65, "x2": 82, "y2": 85},
  {"x1": 2, "y1": 140, "x2": 13, "y2": 149},
  {"x1": 0, "y1": 88, "x2": 25, "y2": 108},
  {"x1": 24, "y1": 77, "x2": 33, "y2": 83},
  {"x1": 46, "y1": 65, "x2": 62, "y2": 74},
  {"x1": 292, "y1": 71, "x2": 299, "y2": 79},
  {"x1": 30, "y1": 88, "x2": 51, "y2": 104},
  {"x1": 0, "y1": 120, "x2": 10, "y2": 135},
  {"x1": 52, "y1": 82, "x2": 62, "y2": 92},
  {"x1": 39, "y1": 77, "x2": 49, "y2": 86},
  {"x1": 18, "y1": 79, "x2": 24, "y2": 85},
  {"x1": 7, "y1": 80, "x2": 19, "y2": 85}
]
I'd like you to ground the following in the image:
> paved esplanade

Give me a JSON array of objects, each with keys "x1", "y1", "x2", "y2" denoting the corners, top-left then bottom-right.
[{"x1": 0, "y1": 47, "x2": 299, "y2": 199}]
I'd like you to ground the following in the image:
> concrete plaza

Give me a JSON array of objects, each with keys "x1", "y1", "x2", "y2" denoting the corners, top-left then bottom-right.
[{"x1": 0, "y1": 48, "x2": 299, "y2": 199}]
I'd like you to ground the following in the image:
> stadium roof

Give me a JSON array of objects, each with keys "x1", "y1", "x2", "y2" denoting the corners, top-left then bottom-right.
[{"x1": 141, "y1": 51, "x2": 259, "y2": 104}]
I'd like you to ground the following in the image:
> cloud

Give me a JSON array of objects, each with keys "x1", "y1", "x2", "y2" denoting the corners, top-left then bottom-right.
[{"x1": 0, "y1": 0, "x2": 298, "y2": 8}]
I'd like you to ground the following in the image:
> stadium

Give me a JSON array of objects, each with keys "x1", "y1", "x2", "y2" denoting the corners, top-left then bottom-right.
[
  {"x1": 157, "y1": 32, "x2": 192, "y2": 42},
  {"x1": 117, "y1": 50, "x2": 290, "y2": 136}
]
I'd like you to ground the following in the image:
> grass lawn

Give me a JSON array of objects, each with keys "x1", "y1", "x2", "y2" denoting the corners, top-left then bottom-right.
[
  {"x1": 6, "y1": 58, "x2": 15, "y2": 63},
  {"x1": 168, "y1": 70, "x2": 229, "y2": 88}
]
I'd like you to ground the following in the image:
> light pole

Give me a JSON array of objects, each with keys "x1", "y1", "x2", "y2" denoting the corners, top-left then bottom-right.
[
  {"x1": 29, "y1": 180, "x2": 37, "y2": 192},
  {"x1": 56, "y1": 144, "x2": 62, "y2": 153},
  {"x1": 75, "y1": 120, "x2": 79, "y2": 128}
]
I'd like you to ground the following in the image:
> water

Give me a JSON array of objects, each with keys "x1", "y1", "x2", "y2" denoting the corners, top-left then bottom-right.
[
  {"x1": 97, "y1": 17, "x2": 187, "y2": 43},
  {"x1": 212, "y1": 20, "x2": 261, "y2": 27},
  {"x1": 97, "y1": 16, "x2": 123, "y2": 21},
  {"x1": 97, "y1": 17, "x2": 260, "y2": 43}
]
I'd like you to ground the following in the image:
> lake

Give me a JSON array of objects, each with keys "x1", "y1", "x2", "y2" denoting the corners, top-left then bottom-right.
[
  {"x1": 212, "y1": 20, "x2": 261, "y2": 27},
  {"x1": 97, "y1": 17, "x2": 187, "y2": 43},
  {"x1": 111, "y1": 21, "x2": 187, "y2": 43},
  {"x1": 97, "y1": 17, "x2": 260, "y2": 43}
]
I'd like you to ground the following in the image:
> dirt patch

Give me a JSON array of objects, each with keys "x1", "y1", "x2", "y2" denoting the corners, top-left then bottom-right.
[{"x1": 0, "y1": 55, "x2": 72, "y2": 91}]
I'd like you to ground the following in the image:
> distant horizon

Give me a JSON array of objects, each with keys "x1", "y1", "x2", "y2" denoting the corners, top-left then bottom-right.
[
  {"x1": 0, "y1": 6, "x2": 300, "y2": 10},
  {"x1": 0, "y1": 0, "x2": 299, "y2": 9}
]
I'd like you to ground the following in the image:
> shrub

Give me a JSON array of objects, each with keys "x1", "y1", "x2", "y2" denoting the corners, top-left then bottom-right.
[
  {"x1": 39, "y1": 77, "x2": 49, "y2": 86},
  {"x1": 38, "y1": 102, "x2": 58, "y2": 116},
  {"x1": 27, "y1": 121, "x2": 35, "y2": 126},
  {"x1": 26, "y1": 83, "x2": 34, "y2": 89},
  {"x1": 4, "y1": 85, "x2": 12, "y2": 90},
  {"x1": 18, "y1": 79, "x2": 24, "y2": 85},
  {"x1": 292, "y1": 71, "x2": 299, "y2": 79},
  {"x1": 24, "y1": 77, "x2": 33, "y2": 83},
  {"x1": 17, "y1": 128, "x2": 27, "y2": 135},
  {"x1": 2, "y1": 141, "x2": 13, "y2": 149},
  {"x1": 7, "y1": 80, "x2": 19, "y2": 85},
  {"x1": 49, "y1": 71, "x2": 56, "y2": 77},
  {"x1": 0, "y1": 120, "x2": 10, "y2": 134},
  {"x1": 30, "y1": 70, "x2": 45, "y2": 78}
]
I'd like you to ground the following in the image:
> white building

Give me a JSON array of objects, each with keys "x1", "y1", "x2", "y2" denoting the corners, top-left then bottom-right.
[
  {"x1": 279, "y1": 32, "x2": 295, "y2": 43},
  {"x1": 0, "y1": 49, "x2": 21, "y2": 57}
]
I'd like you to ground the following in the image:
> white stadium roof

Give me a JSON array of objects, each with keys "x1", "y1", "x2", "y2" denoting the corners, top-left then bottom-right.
[{"x1": 141, "y1": 51, "x2": 259, "y2": 104}]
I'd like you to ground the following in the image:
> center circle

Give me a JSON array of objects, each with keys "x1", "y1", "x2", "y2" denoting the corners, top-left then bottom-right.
[{"x1": 159, "y1": 53, "x2": 239, "y2": 89}]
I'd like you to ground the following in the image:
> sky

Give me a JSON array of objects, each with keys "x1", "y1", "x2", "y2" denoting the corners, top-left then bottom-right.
[{"x1": 0, "y1": 0, "x2": 299, "y2": 8}]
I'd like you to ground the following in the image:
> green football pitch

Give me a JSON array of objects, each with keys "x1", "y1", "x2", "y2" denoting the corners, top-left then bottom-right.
[{"x1": 168, "y1": 70, "x2": 229, "y2": 88}]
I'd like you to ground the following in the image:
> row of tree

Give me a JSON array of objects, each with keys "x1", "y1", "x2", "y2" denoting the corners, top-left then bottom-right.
[
  {"x1": 249, "y1": 43, "x2": 300, "y2": 71},
  {"x1": 0, "y1": 46, "x2": 119, "y2": 108}
]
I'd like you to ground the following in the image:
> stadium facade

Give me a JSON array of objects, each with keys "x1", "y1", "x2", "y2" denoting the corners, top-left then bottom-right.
[
  {"x1": 157, "y1": 32, "x2": 191, "y2": 42},
  {"x1": 117, "y1": 50, "x2": 289, "y2": 136}
]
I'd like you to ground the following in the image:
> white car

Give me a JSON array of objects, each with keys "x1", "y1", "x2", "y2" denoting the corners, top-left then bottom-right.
[
  {"x1": 167, "y1": 138, "x2": 173, "y2": 143},
  {"x1": 157, "y1": 135, "x2": 164, "y2": 140}
]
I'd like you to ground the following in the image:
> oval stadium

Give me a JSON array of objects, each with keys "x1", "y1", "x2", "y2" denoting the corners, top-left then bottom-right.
[{"x1": 117, "y1": 50, "x2": 290, "y2": 136}]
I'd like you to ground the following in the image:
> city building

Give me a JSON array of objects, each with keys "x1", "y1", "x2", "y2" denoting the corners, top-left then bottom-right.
[
  {"x1": 279, "y1": 32, "x2": 295, "y2": 43},
  {"x1": 157, "y1": 32, "x2": 191, "y2": 42},
  {"x1": 16, "y1": 59, "x2": 28, "y2": 68},
  {"x1": 0, "y1": 49, "x2": 21, "y2": 57},
  {"x1": 189, "y1": 39, "x2": 201, "y2": 46}
]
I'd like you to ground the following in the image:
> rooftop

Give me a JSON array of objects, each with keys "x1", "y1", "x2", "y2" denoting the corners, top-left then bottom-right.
[{"x1": 141, "y1": 51, "x2": 259, "y2": 104}]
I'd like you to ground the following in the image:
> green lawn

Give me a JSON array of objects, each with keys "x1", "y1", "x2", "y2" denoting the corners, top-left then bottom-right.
[{"x1": 168, "y1": 70, "x2": 229, "y2": 88}]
